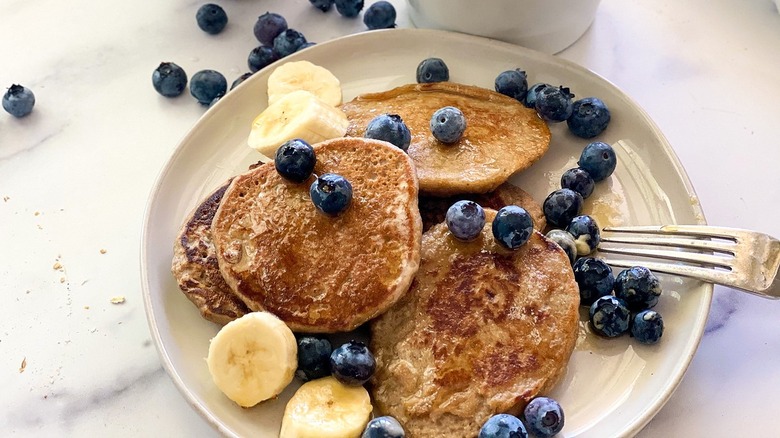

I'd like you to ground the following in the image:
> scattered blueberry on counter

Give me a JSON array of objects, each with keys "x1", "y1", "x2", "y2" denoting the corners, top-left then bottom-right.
[
  {"x1": 545, "y1": 229, "x2": 577, "y2": 264},
  {"x1": 524, "y1": 396, "x2": 565, "y2": 438},
  {"x1": 2, "y1": 84, "x2": 36, "y2": 117},
  {"x1": 189, "y1": 69, "x2": 227, "y2": 105},
  {"x1": 309, "y1": 0, "x2": 335, "y2": 12},
  {"x1": 567, "y1": 97, "x2": 611, "y2": 139},
  {"x1": 560, "y1": 167, "x2": 595, "y2": 199},
  {"x1": 578, "y1": 141, "x2": 617, "y2": 182},
  {"x1": 364, "y1": 114, "x2": 412, "y2": 151},
  {"x1": 430, "y1": 106, "x2": 466, "y2": 143},
  {"x1": 614, "y1": 266, "x2": 662, "y2": 311},
  {"x1": 196, "y1": 3, "x2": 228, "y2": 35},
  {"x1": 479, "y1": 413, "x2": 528, "y2": 438},
  {"x1": 152, "y1": 63, "x2": 188, "y2": 98},
  {"x1": 230, "y1": 72, "x2": 253, "y2": 90},
  {"x1": 362, "y1": 416, "x2": 406, "y2": 438},
  {"x1": 446, "y1": 200, "x2": 486, "y2": 242},
  {"x1": 543, "y1": 188, "x2": 583, "y2": 228},
  {"x1": 273, "y1": 28, "x2": 308, "y2": 57},
  {"x1": 275, "y1": 139, "x2": 317, "y2": 183},
  {"x1": 335, "y1": 0, "x2": 365, "y2": 18},
  {"x1": 631, "y1": 310, "x2": 664, "y2": 344},
  {"x1": 330, "y1": 340, "x2": 376, "y2": 386},
  {"x1": 589, "y1": 295, "x2": 631, "y2": 337},
  {"x1": 523, "y1": 83, "x2": 551, "y2": 109},
  {"x1": 254, "y1": 12, "x2": 288, "y2": 46},
  {"x1": 296, "y1": 336, "x2": 333, "y2": 381},
  {"x1": 573, "y1": 257, "x2": 615, "y2": 306},
  {"x1": 364, "y1": 1, "x2": 397, "y2": 29},
  {"x1": 535, "y1": 86, "x2": 574, "y2": 122},
  {"x1": 416, "y1": 57, "x2": 449, "y2": 83},
  {"x1": 492, "y1": 205, "x2": 534, "y2": 250},
  {"x1": 310, "y1": 173, "x2": 353, "y2": 215},
  {"x1": 566, "y1": 215, "x2": 600, "y2": 256},
  {"x1": 247, "y1": 45, "x2": 278, "y2": 73}
]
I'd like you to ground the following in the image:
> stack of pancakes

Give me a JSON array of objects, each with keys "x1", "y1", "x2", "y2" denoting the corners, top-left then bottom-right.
[{"x1": 171, "y1": 82, "x2": 579, "y2": 437}]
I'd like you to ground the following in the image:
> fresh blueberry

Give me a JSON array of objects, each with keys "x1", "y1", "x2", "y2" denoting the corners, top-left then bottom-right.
[
  {"x1": 335, "y1": 0, "x2": 364, "y2": 18},
  {"x1": 273, "y1": 29, "x2": 307, "y2": 58},
  {"x1": 589, "y1": 295, "x2": 630, "y2": 337},
  {"x1": 534, "y1": 86, "x2": 574, "y2": 122},
  {"x1": 296, "y1": 336, "x2": 332, "y2": 381},
  {"x1": 275, "y1": 139, "x2": 316, "y2": 183},
  {"x1": 542, "y1": 189, "x2": 583, "y2": 228},
  {"x1": 416, "y1": 58, "x2": 449, "y2": 83},
  {"x1": 614, "y1": 266, "x2": 662, "y2": 311},
  {"x1": 567, "y1": 97, "x2": 611, "y2": 139},
  {"x1": 523, "y1": 83, "x2": 551, "y2": 108},
  {"x1": 362, "y1": 416, "x2": 405, "y2": 438},
  {"x1": 310, "y1": 173, "x2": 353, "y2": 216},
  {"x1": 566, "y1": 215, "x2": 600, "y2": 256},
  {"x1": 309, "y1": 0, "x2": 335, "y2": 12},
  {"x1": 545, "y1": 229, "x2": 577, "y2": 265},
  {"x1": 196, "y1": 4, "x2": 228, "y2": 35},
  {"x1": 230, "y1": 72, "x2": 253, "y2": 90},
  {"x1": 152, "y1": 63, "x2": 187, "y2": 98},
  {"x1": 247, "y1": 45, "x2": 277, "y2": 73},
  {"x1": 578, "y1": 141, "x2": 617, "y2": 182},
  {"x1": 494, "y1": 69, "x2": 528, "y2": 101},
  {"x1": 479, "y1": 413, "x2": 528, "y2": 438},
  {"x1": 189, "y1": 69, "x2": 227, "y2": 105},
  {"x1": 364, "y1": 114, "x2": 411, "y2": 151},
  {"x1": 560, "y1": 167, "x2": 595, "y2": 199},
  {"x1": 492, "y1": 205, "x2": 534, "y2": 250},
  {"x1": 573, "y1": 257, "x2": 615, "y2": 306},
  {"x1": 330, "y1": 340, "x2": 376, "y2": 386},
  {"x1": 363, "y1": 1, "x2": 396, "y2": 29},
  {"x1": 446, "y1": 200, "x2": 486, "y2": 242},
  {"x1": 430, "y1": 106, "x2": 466, "y2": 143},
  {"x1": 631, "y1": 310, "x2": 664, "y2": 344},
  {"x1": 296, "y1": 41, "x2": 317, "y2": 51},
  {"x1": 524, "y1": 397, "x2": 564, "y2": 438},
  {"x1": 253, "y1": 12, "x2": 288, "y2": 46}
]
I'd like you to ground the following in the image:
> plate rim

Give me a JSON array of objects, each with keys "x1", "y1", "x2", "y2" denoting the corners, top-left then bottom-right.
[{"x1": 141, "y1": 28, "x2": 713, "y2": 438}]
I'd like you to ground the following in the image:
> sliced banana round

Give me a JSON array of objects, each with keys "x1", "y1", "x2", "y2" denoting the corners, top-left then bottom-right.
[
  {"x1": 268, "y1": 60, "x2": 343, "y2": 107},
  {"x1": 247, "y1": 89, "x2": 349, "y2": 159},
  {"x1": 279, "y1": 376, "x2": 373, "y2": 438},
  {"x1": 206, "y1": 311, "x2": 297, "y2": 408}
]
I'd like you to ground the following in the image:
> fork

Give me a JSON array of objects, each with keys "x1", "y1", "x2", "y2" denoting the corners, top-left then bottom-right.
[{"x1": 596, "y1": 225, "x2": 780, "y2": 299}]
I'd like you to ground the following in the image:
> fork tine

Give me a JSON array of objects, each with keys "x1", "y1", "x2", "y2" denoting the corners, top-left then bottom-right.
[
  {"x1": 602, "y1": 258, "x2": 736, "y2": 286},
  {"x1": 597, "y1": 246, "x2": 733, "y2": 269},
  {"x1": 602, "y1": 225, "x2": 739, "y2": 241},
  {"x1": 599, "y1": 235, "x2": 737, "y2": 254}
]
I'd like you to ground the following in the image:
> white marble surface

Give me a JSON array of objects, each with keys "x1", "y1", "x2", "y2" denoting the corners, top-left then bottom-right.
[{"x1": 1, "y1": 0, "x2": 779, "y2": 436}]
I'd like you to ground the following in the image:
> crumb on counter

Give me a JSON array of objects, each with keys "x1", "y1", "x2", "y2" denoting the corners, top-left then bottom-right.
[{"x1": 111, "y1": 296, "x2": 126, "y2": 304}]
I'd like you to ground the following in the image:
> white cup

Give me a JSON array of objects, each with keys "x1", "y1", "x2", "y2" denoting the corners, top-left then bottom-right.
[{"x1": 406, "y1": 0, "x2": 601, "y2": 54}]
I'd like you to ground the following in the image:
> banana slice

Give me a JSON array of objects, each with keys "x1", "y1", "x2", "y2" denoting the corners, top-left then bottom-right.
[
  {"x1": 206, "y1": 311, "x2": 297, "y2": 408},
  {"x1": 247, "y1": 89, "x2": 349, "y2": 158},
  {"x1": 268, "y1": 60, "x2": 343, "y2": 107},
  {"x1": 279, "y1": 376, "x2": 372, "y2": 438}
]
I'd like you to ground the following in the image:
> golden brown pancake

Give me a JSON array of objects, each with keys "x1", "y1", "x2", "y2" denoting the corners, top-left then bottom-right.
[
  {"x1": 370, "y1": 210, "x2": 579, "y2": 437},
  {"x1": 211, "y1": 137, "x2": 422, "y2": 333},
  {"x1": 341, "y1": 82, "x2": 551, "y2": 196}
]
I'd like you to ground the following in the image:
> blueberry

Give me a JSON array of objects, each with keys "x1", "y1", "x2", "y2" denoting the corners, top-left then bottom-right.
[
  {"x1": 330, "y1": 340, "x2": 376, "y2": 386},
  {"x1": 545, "y1": 229, "x2": 577, "y2": 265},
  {"x1": 275, "y1": 139, "x2": 316, "y2": 183},
  {"x1": 631, "y1": 310, "x2": 664, "y2": 344},
  {"x1": 309, "y1": 0, "x2": 335, "y2": 12},
  {"x1": 430, "y1": 106, "x2": 466, "y2": 143},
  {"x1": 364, "y1": 114, "x2": 411, "y2": 151},
  {"x1": 614, "y1": 266, "x2": 662, "y2": 311},
  {"x1": 578, "y1": 141, "x2": 617, "y2": 182},
  {"x1": 567, "y1": 97, "x2": 611, "y2": 138},
  {"x1": 566, "y1": 215, "x2": 600, "y2": 256},
  {"x1": 446, "y1": 200, "x2": 486, "y2": 242},
  {"x1": 560, "y1": 167, "x2": 595, "y2": 199},
  {"x1": 492, "y1": 205, "x2": 534, "y2": 250},
  {"x1": 494, "y1": 69, "x2": 528, "y2": 101},
  {"x1": 296, "y1": 42, "x2": 317, "y2": 51},
  {"x1": 479, "y1": 413, "x2": 528, "y2": 438},
  {"x1": 523, "y1": 83, "x2": 551, "y2": 108},
  {"x1": 189, "y1": 69, "x2": 227, "y2": 105},
  {"x1": 363, "y1": 1, "x2": 397, "y2": 29},
  {"x1": 335, "y1": 0, "x2": 364, "y2": 17},
  {"x1": 416, "y1": 58, "x2": 449, "y2": 83},
  {"x1": 253, "y1": 12, "x2": 287, "y2": 46},
  {"x1": 362, "y1": 416, "x2": 405, "y2": 438},
  {"x1": 534, "y1": 86, "x2": 574, "y2": 122},
  {"x1": 524, "y1": 397, "x2": 564, "y2": 438},
  {"x1": 273, "y1": 29, "x2": 307, "y2": 58},
  {"x1": 196, "y1": 4, "x2": 228, "y2": 35},
  {"x1": 296, "y1": 336, "x2": 332, "y2": 381},
  {"x1": 542, "y1": 189, "x2": 583, "y2": 228},
  {"x1": 230, "y1": 72, "x2": 253, "y2": 90},
  {"x1": 247, "y1": 45, "x2": 278, "y2": 73},
  {"x1": 152, "y1": 63, "x2": 188, "y2": 98},
  {"x1": 310, "y1": 173, "x2": 353, "y2": 216},
  {"x1": 589, "y1": 295, "x2": 630, "y2": 337},
  {"x1": 573, "y1": 257, "x2": 615, "y2": 306}
]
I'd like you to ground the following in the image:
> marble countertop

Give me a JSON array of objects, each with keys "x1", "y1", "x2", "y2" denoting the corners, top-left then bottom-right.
[{"x1": 2, "y1": 0, "x2": 779, "y2": 436}]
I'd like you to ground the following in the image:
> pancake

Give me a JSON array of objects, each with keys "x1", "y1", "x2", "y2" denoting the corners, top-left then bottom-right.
[
  {"x1": 370, "y1": 210, "x2": 580, "y2": 437},
  {"x1": 211, "y1": 137, "x2": 422, "y2": 333},
  {"x1": 341, "y1": 82, "x2": 551, "y2": 196}
]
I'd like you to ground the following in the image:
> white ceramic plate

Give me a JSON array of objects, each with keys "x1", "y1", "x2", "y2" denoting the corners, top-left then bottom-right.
[{"x1": 142, "y1": 29, "x2": 712, "y2": 437}]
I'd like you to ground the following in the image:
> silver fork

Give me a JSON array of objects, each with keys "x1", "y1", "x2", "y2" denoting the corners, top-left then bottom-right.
[{"x1": 597, "y1": 225, "x2": 780, "y2": 299}]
